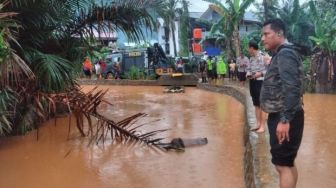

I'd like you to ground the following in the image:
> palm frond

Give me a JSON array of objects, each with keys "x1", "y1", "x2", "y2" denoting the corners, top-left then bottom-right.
[
  {"x1": 50, "y1": 86, "x2": 168, "y2": 149},
  {"x1": 0, "y1": 88, "x2": 17, "y2": 135},
  {"x1": 25, "y1": 49, "x2": 75, "y2": 92},
  {"x1": 70, "y1": 0, "x2": 160, "y2": 42}
]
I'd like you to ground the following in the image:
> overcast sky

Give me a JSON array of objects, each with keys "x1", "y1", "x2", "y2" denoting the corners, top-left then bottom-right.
[
  {"x1": 187, "y1": 0, "x2": 308, "y2": 12},
  {"x1": 187, "y1": 0, "x2": 263, "y2": 12},
  {"x1": 188, "y1": 0, "x2": 210, "y2": 12}
]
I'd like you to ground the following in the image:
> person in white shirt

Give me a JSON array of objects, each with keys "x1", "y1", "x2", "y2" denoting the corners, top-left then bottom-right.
[
  {"x1": 236, "y1": 52, "x2": 249, "y2": 86},
  {"x1": 246, "y1": 41, "x2": 267, "y2": 133}
]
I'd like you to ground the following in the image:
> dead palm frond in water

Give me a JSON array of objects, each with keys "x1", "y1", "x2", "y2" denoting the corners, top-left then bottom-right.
[{"x1": 51, "y1": 85, "x2": 167, "y2": 149}]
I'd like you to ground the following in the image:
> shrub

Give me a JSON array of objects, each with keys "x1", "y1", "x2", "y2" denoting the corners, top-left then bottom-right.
[{"x1": 125, "y1": 66, "x2": 145, "y2": 80}]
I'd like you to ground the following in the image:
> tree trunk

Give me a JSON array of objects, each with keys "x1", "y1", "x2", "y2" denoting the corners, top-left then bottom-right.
[
  {"x1": 171, "y1": 21, "x2": 177, "y2": 57},
  {"x1": 233, "y1": 24, "x2": 240, "y2": 59},
  {"x1": 225, "y1": 38, "x2": 233, "y2": 60},
  {"x1": 263, "y1": 0, "x2": 270, "y2": 21},
  {"x1": 317, "y1": 55, "x2": 329, "y2": 93}
]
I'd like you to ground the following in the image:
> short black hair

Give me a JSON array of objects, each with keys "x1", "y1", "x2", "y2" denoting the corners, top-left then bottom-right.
[
  {"x1": 248, "y1": 40, "x2": 259, "y2": 50},
  {"x1": 263, "y1": 18, "x2": 286, "y2": 37}
]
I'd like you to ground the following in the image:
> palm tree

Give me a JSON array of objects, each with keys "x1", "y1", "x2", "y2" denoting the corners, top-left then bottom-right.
[
  {"x1": 262, "y1": 0, "x2": 278, "y2": 20},
  {"x1": 277, "y1": 0, "x2": 314, "y2": 48},
  {"x1": 203, "y1": 0, "x2": 255, "y2": 58},
  {"x1": 0, "y1": 0, "x2": 164, "y2": 135},
  {"x1": 178, "y1": 0, "x2": 190, "y2": 56},
  {"x1": 157, "y1": 0, "x2": 180, "y2": 57}
]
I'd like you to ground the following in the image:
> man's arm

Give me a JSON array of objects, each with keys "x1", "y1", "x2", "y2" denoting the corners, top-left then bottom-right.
[{"x1": 278, "y1": 49, "x2": 302, "y2": 122}]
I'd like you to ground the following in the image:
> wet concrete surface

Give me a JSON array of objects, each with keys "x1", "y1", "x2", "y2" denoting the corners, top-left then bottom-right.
[{"x1": 0, "y1": 86, "x2": 245, "y2": 188}]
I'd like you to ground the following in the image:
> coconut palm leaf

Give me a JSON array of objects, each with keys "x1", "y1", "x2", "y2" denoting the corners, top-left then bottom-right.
[
  {"x1": 25, "y1": 49, "x2": 75, "y2": 92},
  {"x1": 156, "y1": 0, "x2": 181, "y2": 57},
  {"x1": 49, "y1": 86, "x2": 168, "y2": 148},
  {"x1": 276, "y1": 0, "x2": 314, "y2": 48},
  {"x1": 1, "y1": 0, "x2": 171, "y2": 142},
  {"x1": 0, "y1": 88, "x2": 17, "y2": 134},
  {"x1": 70, "y1": 0, "x2": 163, "y2": 42}
]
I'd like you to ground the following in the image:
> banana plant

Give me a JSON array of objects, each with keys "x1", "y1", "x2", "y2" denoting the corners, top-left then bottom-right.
[
  {"x1": 277, "y1": 0, "x2": 314, "y2": 48},
  {"x1": 203, "y1": 0, "x2": 255, "y2": 58},
  {"x1": 308, "y1": 0, "x2": 336, "y2": 92}
]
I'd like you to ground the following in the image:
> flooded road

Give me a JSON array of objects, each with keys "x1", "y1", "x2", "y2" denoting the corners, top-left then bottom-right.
[
  {"x1": 297, "y1": 94, "x2": 336, "y2": 188},
  {"x1": 0, "y1": 86, "x2": 245, "y2": 188}
]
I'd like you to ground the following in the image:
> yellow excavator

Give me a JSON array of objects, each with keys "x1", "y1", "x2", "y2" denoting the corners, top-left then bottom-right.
[{"x1": 148, "y1": 43, "x2": 197, "y2": 85}]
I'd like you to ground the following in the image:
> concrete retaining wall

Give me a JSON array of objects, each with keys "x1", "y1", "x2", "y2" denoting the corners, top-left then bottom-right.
[{"x1": 79, "y1": 79, "x2": 159, "y2": 86}]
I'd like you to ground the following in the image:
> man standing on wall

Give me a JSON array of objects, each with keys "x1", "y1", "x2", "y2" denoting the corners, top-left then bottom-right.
[
  {"x1": 236, "y1": 52, "x2": 249, "y2": 87},
  {"x1": 260, "y1": 18, "x2": 305, "y2": 188},
  {"x1": 246, "y1": 41, "x2": 267, "y2": 133}
]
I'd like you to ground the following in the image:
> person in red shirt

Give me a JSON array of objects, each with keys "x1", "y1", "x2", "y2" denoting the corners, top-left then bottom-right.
[
  {"x1": 176, "y1": 57, "x2": 184, "y2": 73},
  {"x1": 82, "y1": 57, "x2": 92, "y2": 78}
]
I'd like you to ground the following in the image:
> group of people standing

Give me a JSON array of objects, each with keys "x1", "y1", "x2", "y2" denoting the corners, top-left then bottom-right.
[
  {"x1": 198, "y1": 41, "x2": 269, "y2": 90},
  {"x1": 200, "y1": 55, "x2": 228, "y2": 85},
  {"x1": 200, "y1": 18, "x2": 305, "y2": 188},
  {"x1": 200, "y1": 55, "x2": 227, "y2": 84},
  {"x1": 82, "y1": 57, "x2": 121, "y2": 79}
]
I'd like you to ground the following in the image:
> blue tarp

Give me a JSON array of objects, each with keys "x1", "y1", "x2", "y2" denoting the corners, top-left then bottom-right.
[{"x1": 204, "y1": 47, "x2": 221, "y2": 56}]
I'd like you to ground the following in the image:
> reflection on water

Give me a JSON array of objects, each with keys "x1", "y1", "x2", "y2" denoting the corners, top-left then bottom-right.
[
  {"x1": 297, "y1": 94, "x2": 336, "y2": 188},
  {"x1": 0, "y1": 86, "x2": 245, "y2": 188}
]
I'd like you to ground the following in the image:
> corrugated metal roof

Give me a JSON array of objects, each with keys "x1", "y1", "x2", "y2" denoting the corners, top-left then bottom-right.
[
  {"x1": 189, "y1": 12, "x2": 204, "y2": 19},
  {"x1": 200, "y1": 5, "x2": 260, "y2": 23},
  {"x1": 244, "y1": 12, "x2": 259, "y2": 22}
]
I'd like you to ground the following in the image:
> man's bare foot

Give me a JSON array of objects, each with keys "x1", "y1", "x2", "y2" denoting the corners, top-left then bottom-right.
[
  {"x1": 250, "y1": 127, "x2": 260, "y2": 131},
  {"x1": 255, "y1": 128, "x2": 265, "y2": 133}
]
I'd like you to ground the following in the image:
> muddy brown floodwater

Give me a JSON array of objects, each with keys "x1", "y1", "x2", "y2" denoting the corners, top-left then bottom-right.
[
  {"x1": 0, "y1": 86, "x2": 245, "y2": 188},
  {"x1": 296, "y1": 94, "x2": 336, "y2": 188}
]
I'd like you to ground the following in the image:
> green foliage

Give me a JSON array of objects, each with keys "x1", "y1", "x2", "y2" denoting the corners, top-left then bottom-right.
[
  {"x1": 308, "y1": 1, "x2": 336, "y2": 92},
  {"x1": 157, "y1": 0, "x2": 180, "y2": 57},
  {"x1": 178, "y1": 0, "x2": 190, "y2": 57},
  {"x1": 147, "y1": 73, "x2": 158, "y2": 80},
  {"x1": 302, "y1": 58, "x2": 311, "y2": 74},
  {"x1": 309, "y1": 3, "x2": 336, "y2": 54},
  {"x1": 0, "y1": 32, "x2": 9, "y2": 61},
  {"x1": 240, "y1": 36, "x2": 250, "y2": 56},
  {"x1": 26, "y1": 49, "x2": 75, "y2": 92},
  {"x1": 203, "y1": 0, "x2": 255, "y2": 58},
  {"x1": 0, "y1": 89, "x2": 16, "y2": 135},
  {"x1": 125, "y1": 66, "x2": 145, "y2": 80},
  {"x1": 277, "y1": 0, "x2": 314, "y2": 48},
  {"x1": 303, "y1": 58, "x2": 316, "y2": 93},
  {"x1": 0, "y1": 0, "x2": 163, "y2": 135}
]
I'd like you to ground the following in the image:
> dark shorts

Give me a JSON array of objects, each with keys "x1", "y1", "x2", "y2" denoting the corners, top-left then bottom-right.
[
  {"x1": 249, "y1": 80, "x2": 263, "y2": 106},
  {"x1": 268, "y1": 109, "x2": 304, "y2": 167},
  {"x1": 207, "y1": 70, "x2": 213, "y2": 78},
  {"x1": 83, "y1": 69, "x2": 91, "y2": 76},
  {"x1": 238, "y1": 72, "x2": 246, "y2": 81}
]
